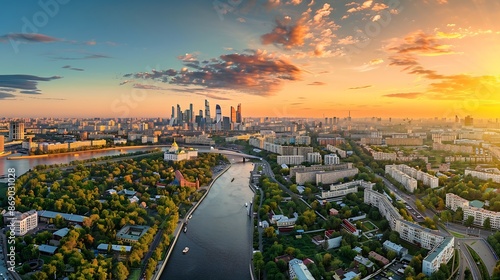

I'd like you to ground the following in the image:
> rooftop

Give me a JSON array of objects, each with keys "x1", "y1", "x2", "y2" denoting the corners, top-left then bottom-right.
[
  {"x1": 38, "y1": 210, "x2": 86, "y2": 223},
  {"x1": 423, "y1": 236, "x2": 454, "y2": 262}
]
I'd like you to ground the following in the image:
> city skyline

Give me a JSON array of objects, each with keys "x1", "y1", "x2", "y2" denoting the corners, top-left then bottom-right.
[{"x1": 1, "y1": 0, "x2": 500, "y2": 118}]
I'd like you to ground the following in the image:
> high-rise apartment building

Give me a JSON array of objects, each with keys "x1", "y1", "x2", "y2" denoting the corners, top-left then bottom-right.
[{"x1": 9, "y1": 121, "x2": 25, "y2": 141}]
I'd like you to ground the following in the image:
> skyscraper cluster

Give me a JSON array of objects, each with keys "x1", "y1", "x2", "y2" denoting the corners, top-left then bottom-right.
[{"x1": 170, "y1": 100, "x2": 242, "y2": 131}]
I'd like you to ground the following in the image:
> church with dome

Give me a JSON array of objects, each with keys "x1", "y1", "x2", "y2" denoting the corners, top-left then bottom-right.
[{"x1": 164, "y1": 140, "x2": 198, "y2": 162}]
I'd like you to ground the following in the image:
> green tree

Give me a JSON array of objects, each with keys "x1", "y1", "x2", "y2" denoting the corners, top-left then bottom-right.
[
  {"x1": 484, "y1": 217, "x2": 491, "y2": 230},
  {"x1": 113, "y1": 262, "x2": 129, "y2": 280},
  {"x1": 464, "y1": 215, "x2": 474, "y2": 227}
]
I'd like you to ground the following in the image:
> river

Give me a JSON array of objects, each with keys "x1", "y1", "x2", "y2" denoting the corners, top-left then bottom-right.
[
  {"x1": 160, "y1": 161, "x2": 254, "y2": 280},
  {"x1": 0, "y1": 147, "x2": 165, "y2": 177}
]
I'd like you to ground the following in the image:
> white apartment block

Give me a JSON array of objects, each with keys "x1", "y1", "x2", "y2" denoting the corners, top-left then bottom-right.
[
  {"x1": 319, "y1": 180, "x2": 374, "y2": 199},
  {"x1": 446, "y1": 193, "x2": 500, "y2": 229},
  {"x1": 365, "y1": 187, "x2": 446, "y2": 250},
  {"x1": 4, "y1": 210, "x2": 38, "y2": 236},
  {"x1": 387, "y1": 164, "x2": 439, "y2": 189},
  {"x1": 464, "y1": 169, "x2": 500, "y2": 183},
  {"x1": 307, "y1": 152, "x2": 322, "y2": 164},
  {"x1": 385, "y1": 165, "x2": 418, "y2": 192},
  {"x1": 372, "y1": 151, "x2": 397, "y2": 161},
  {"x1": 277, "y1": 155, "x2": 304, "y2": 165},
  {"x1": 324, "y1": 154, "x2": 340, "y2": 165},
  {"x1": 422, "y1": 237, "x2": 455, "y2": 276},
  {"x1": 314, "y1": 168, "x2": 359, "y2": 186},
  {"x1": 364, "y1": 187, "x2": 402, "y2": 230},
  {"x1": 319, "y1": 184, "x2": 357, "y2": 199},
  {"x1": 432, "y1": 133, "x2": 457, "y2": 143},
  {"x1": 432, "y1": 143, "x2": 473, "y2": 154},
  {"x1": 326, "y1": 144, "x2": 347, "y2": 158},
  {"x1": 263, "y1": 142, "x2": 283, "y2": 154},
  {"x1": 396, "y1": 220, "x2": 445, "y2": 250}
]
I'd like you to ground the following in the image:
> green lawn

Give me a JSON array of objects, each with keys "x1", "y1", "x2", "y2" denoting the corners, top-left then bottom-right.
[
  {"x1": 128, "y1": 268, "x2": 141, "y2": 280},
  {"x1": 362, "y1": 221, "x2": 377, "y2": 231},
  {"x1": 449, "y1": 231, "x2": 466, "y2": 238}
]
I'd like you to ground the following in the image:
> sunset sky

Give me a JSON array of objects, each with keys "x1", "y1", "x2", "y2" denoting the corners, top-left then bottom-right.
[{"x1": 1, "y1": 0, "x2": 499, "y2": 119}]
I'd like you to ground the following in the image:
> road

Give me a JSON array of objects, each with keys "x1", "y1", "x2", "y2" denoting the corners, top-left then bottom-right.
[
  {"x1": 458, "y1": 240, "x2": 482, "y2": 280},
  {"x1": 375, "y1": 174, "x2": 485, "y2": 279}
]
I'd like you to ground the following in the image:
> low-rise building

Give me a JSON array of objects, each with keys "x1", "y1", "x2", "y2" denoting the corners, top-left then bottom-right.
[
  {"x1": 383, "y1": 240, "x2": 408, "y2": 256},
  {"x1": 116, "y1": 225, "x2": 150, "y2": 243},
  {"x1": 289, "y1": 259, "x2": 315, "y2": 280}
]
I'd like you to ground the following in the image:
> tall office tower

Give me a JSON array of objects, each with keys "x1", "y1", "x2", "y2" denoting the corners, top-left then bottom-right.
[
  {"x1": 184, "y1": 109, "x2": 191, "y2": 124},
  {"x1": 464, "y1": 115, "x2": 474, "y2": 126},
  {"x1": 177, "y1": 104, "x2": 183, "y2": 126},
  {"x1": 205, "y1": 99, "x2": 211, "y2": 119},
  {"x1": 9, "y1": 122, "x2": 25, "y2": 141},
  {"x1": 223, "y1": 116, "x2": 231, "y2": 131},
  {"x1": 230, "y1": 106, "x2": 236, "y2": 123},
  {"x1": 0, "y1": 135, "x2": 4, "y2": 153},
  {"x1": 171, "y1": 106, "x2": 175, "y2": 120},
  {"x1": 215, "y1": 105, "x2": 222, "y2": 123},
  {"x1": 204, "y1": 99, "x2": 212, "y2": 128},
  {"x1": 236, "y1": 103, "x2": 242, "y2": 123},
  {"x1": 189, "y1": 103, "x2": 194, "y2": 123},
  {"x1": 215, "y1": 104, "x2": 222, "y2": 130},
  {"x1": 199, "y1": 110, "x2": 203, "y2": 118}
]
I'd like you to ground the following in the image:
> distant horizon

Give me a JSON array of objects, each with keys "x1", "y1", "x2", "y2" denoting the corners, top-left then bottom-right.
[{"x1": 0, "y1": 114, "x2": 498, "y2": 123}]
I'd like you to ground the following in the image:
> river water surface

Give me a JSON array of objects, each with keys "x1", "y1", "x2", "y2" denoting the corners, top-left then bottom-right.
[{"x1": 161, "y1": 161, "x2": 254, "y2": 280}]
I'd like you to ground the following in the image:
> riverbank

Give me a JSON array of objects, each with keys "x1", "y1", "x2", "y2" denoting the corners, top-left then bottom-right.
[
  {"x1": 152, "y1": 163, "x2": 232, "y2": 280},
  {"x1": 6, "y1": 145, "x2": 169, "y2": 160}
]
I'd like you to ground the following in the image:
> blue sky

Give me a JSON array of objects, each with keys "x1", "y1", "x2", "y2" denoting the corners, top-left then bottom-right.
[{"x1": 1, "y1": 0, "x2": 500, "y2": 118}]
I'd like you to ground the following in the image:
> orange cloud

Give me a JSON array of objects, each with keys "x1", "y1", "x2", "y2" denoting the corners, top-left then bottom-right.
[
  {"x1": 384, "y1": 92, "x2": 422, "y2": 99},
  {"x1": 125, "y1": 50, "x2": 302, "y2": 96},
  {"x1": 261, "y1": 4, "x2": 340, "y2": 57}
]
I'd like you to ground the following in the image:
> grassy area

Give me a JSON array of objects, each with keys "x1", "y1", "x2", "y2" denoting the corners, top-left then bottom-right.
[
  {"x1": 128, "y1": 268, "x2": 141, "y2": 280},
  {"x1": 362, "y1": 221, "x2": 377, "y2": 231},
  {"x1": 449, "y1": 231, "x2": 466, "y2": 238},
  {"x1": 465, "y1": 244, "x2": 491, "y2": 280}
]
